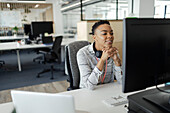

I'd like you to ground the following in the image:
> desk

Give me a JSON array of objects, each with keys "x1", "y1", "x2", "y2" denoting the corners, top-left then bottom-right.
[
  {"x1": 0, "y1": 36, "x2": 28, "y2": 41},
  {"x1": 0, "y1": 38, "x2": 76, "y2": 71},
  {"x1": 0, "y1": 34, "x2": 73, "y2": 41},
  {"x1": 50, "y1": 33, "x2": 75, "y2": 38},
  {"x1": 0, "y1": 42, "x2": 52, "y2": 71},
  {"x1": 0, "y1": 82, "x2": 128, "y2": 113}
]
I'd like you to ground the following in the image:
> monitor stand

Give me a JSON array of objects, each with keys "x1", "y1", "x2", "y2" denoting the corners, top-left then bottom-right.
[{"x1": 143, "y1": 92, "x2": 170, "y2": 112}]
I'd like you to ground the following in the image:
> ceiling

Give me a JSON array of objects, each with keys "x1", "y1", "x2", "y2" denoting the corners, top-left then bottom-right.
[
  {"x1": 0, "y1": 2, "x2": 52, "y2": 11},
  {"x1": 0, "y1": 0, "x2": 128, "y2": 12}
]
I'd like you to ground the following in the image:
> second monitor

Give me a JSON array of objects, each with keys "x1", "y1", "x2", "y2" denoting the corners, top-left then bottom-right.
[{"x1": 31, "y1": 21, "x2": 53, "y2": 37}]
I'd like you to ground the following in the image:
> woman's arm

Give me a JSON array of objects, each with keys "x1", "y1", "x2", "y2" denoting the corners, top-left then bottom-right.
[
  {"x1": 114, "y1": 65, "x2": 122, "y2": 84},
  {"x1": 77, "y1": 50, "x2": 103, "y2": 90}
]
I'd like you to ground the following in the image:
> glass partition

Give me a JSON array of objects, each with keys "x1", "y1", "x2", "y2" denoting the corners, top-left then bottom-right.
[
  {"x1": 154, "y1": 0, "x2": 170, "y2": 18},
  {"x1": 82, "y1": 0, "x2": 128, "y2": 20},
  {"x1": 63, "y1": 8, "x2": 80, "y2": 35}
]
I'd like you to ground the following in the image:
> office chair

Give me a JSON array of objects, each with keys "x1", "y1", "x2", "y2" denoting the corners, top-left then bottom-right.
[
  {"x1": 65, "y1": 41, "x2": 90, "y2": 91},
  {"x1": 37, "y1": 36, "x2": 63, "y2": 79},
  {"x1": 0, "y1": 60, "x2": 5, "y2": 67},
  {"x1": 7, "y1": 30, "x2": 12, "y2": 36},
  {"x1": 33, "y1": 36, "x2": 52, "y2": 63}
]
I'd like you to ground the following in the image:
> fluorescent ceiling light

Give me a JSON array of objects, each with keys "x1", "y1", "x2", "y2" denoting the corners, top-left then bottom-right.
[
  {"x1": 17, "y1": 1, "x2": 46, "y2": 3},
  {"x1": 61, "y1": 0, "x2": 91, "y2": 11},
  {"x1": 7, "y1": 3, "x2": 10, "y2": 8},
  {"x1": 60, "y1": 1, "x2": 70, "y2": 5},
  {"x1": 0, "y1": 1, "x2": 46, "y2": 3},
  {"x1": 35, "y1": 4, "x2": 39, "y2": 8},
  {"x1": 64, "y1": 1, "x2": 69, "y2": 4}
]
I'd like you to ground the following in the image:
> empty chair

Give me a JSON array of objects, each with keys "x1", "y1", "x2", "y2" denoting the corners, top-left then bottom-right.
[
  {"x1": 65, "y1": 41, "x2": 90, "y2": 90},
  {"x1": 37, "y1": 36, "x2": 63, "y2": 79},
  {"x1": 7, "y1": 30, "x2": 12, "y2": 36},
  {"x1": 0, "y1": 60, "x2": 5, "y2": 67},
  {"x1": 33, "y1": 36, "x2": 53, "y2": 63}
]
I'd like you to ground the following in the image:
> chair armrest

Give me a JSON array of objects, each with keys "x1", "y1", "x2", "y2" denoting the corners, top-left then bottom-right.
[
  {"x1": 39, "y1": 49, "x2": 53, "y2": 55},
  {"x1": 39, "y1": 50, "x2": 48, "y2": 54}
]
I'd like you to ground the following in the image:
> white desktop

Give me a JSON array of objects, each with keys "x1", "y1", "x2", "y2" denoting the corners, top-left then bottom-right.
[
  {"x1": 0, "y1": 82, "x2": 129, "y2": 113},
  {"x1": 0, "y1": 36, "x2": 29, "y2": 41}
]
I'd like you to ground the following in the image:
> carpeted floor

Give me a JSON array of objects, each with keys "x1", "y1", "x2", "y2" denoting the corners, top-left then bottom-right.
[{"x1": 0, "y1": 49, "x2": 67, "y2": 91}]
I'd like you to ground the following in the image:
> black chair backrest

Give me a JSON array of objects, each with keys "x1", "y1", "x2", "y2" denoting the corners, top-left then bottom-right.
[
  {"x1": 65, "y1": 41, "x2": 90, "y2": 90},
  {"x1": 52, "y1": 36, "x2": 63, "y2": 63},
  {"x1": 42, "y1": 36, "x2": 53, "y2": 44}
]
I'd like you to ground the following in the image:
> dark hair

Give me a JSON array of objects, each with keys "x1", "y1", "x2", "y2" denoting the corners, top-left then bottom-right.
[{"x1": 90, "y1": 20, "x2": 110, "y2": 35}]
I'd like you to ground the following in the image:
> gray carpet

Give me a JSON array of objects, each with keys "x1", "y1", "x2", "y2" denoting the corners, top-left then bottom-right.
[{"x1": 0, "y1": 49, "x2": 67, "y2": 91}]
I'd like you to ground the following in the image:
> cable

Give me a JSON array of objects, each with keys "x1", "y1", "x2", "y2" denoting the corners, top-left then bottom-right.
[{"x1": 156, "y1": 84, "x2": 170, "y2": 94}]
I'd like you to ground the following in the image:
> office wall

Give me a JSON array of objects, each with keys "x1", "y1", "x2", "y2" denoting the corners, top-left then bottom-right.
[
  {"x1": 0, "y1": 11, "x2": 22, "y2": 27},
  {"x1": 0, "y1": 7, "x2": 53, "y2": 28},
  {"x1": 77, "y1": 21, "x2": 88, "y2": 41},
  {"x1": 39, "y1": 6, "x2": 53, "y2": 21},
  {"x1": 45, "y1": 7, "x2": 53, "y2": 21},
  {"x1": 77, "y1": 20, "x2": 123, "y2": 60},
  {"x1": 127, "y1": 0, "x2": 154, "y2": 17},
  {"x1": 25, "y1": 9, "x2": 44, "y2": 23},
  {"x1": 38, "y1": 6, "x2": 54, "y2": 33},
  {"x1": 52, "y1": 1, "x2": 63, "y2": 34}
]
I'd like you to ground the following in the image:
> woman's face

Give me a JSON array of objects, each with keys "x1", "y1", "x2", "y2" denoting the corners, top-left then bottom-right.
[{"x1": 93, "y1": 24, "x2": 114, "y2": 49}]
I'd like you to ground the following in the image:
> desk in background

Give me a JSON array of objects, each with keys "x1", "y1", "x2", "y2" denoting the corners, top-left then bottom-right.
[
  {"x1": 50, "y1": 33, "x2": 75, "y2": 38},
  {"x1": 0, "y1": 34, "x2": 73, "y2": 41},
  {"x1": 0, "y1": 38, "x2": 76, "y2": 71},
  {"x1": 0, "y1": 82, "x2": 128, "y2": 113},
  {"x1": 0, "y1": 36, "x2": 29, "y2": 41},
  {"x1": 0, "y1": 42, "x2": 52, "y2": 71}
]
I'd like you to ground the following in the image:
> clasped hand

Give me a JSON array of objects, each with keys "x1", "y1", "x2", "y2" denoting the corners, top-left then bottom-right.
[{"x1": 101, "y1": 47, "x2": 121, "y2": 66}]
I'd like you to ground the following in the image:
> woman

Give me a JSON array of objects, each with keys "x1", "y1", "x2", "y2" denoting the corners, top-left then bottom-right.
[{"x1": 77, "y1": 20, "x2": 122, "y2": 90}]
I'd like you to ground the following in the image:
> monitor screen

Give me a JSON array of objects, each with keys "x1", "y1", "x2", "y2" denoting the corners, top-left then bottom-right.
[
  {"x1": 24, "y1": 24, "x2": 31, "y2": 35},
  {"x1": 122, "y1": 18, "x2": 170, "y2": 93},
  {"x1": 31, "y1": 21, "x2": 53, "y2": 37}
]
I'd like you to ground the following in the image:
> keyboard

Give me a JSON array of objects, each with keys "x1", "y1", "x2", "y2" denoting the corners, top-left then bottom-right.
[{"x1": 102, "y1": 95, "x2": 128, "y2": 107}]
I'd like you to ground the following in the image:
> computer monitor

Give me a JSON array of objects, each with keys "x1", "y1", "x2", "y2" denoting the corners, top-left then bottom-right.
[
  {"x1": 24, "y1": 24, "x2": 31, "y2": 35},
  {"x1": 31, "y1": 21, "x2": 53, "y2": 37},
  {"x1": 122, "y1": 18, "x2": 170, "y2": 112}
]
